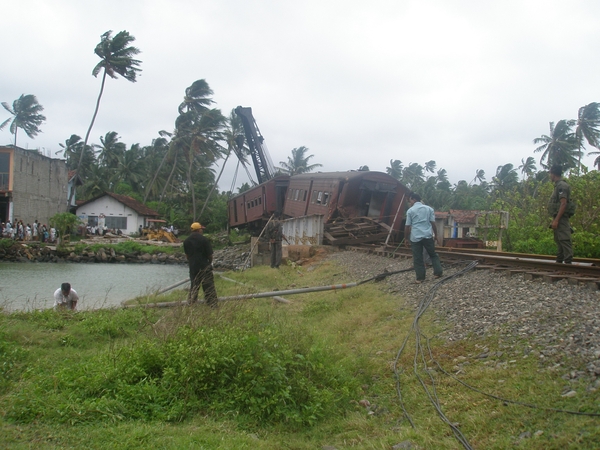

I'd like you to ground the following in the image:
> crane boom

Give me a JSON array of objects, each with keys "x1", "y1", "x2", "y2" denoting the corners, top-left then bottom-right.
[{"x1": 235, "y1": 106, "x2": 275, "y2": 184}]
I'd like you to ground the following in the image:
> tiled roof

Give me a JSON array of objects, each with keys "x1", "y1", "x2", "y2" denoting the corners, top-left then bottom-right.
[{"x1": 77, "y1": 192, "x2": 159, "y2": 217}]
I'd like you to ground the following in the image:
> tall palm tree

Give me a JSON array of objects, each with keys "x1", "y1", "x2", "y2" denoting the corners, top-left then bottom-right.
[
  {"x1": 1, "y1": 94, "x2": 46, "y2": 148},
  {"x1": 178, "y1": 79, "x2": 214, "y2": 115},
  {"x1": 69, "y1": 30, "x2": 142, "y2": 209},
  {"x1": 533, "y1": 120, "x2": 580, "y2": 170},
  {"x1": 518, "y1": 156, "x2": 537, "y2": 179},
  {"x1": 386, "y1": 159, "x2": 403, "y2": 179},
  {"x1": 575, "y1": 102, "x2": 600, "y2": 171},
  {"x1": 279, "y1": 146, "x2": 322, "y2": 175}
]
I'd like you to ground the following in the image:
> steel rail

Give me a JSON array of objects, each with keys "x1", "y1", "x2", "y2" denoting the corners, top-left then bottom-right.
[{"x1": 364, "y1": 246, "x2": 600, "y2": 279}]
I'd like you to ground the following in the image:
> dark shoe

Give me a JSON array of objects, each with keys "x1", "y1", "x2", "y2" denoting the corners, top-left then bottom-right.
[
  {"x1": 555, "y1": 260, "x2": 563, "y2": 264},
  {"x1": 564, "y1": 260, "x2": 572, "y2": 265},
  {"x1": 434, "y1": 274, "x2": 442, "y2": 279}
]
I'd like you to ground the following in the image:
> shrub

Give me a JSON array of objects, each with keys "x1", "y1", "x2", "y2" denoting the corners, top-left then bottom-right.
[{"x1": 4, "y1": 313, "x2": 357, "y2": 428}]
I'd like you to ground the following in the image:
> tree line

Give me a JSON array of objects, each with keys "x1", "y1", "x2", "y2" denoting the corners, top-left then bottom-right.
[{"x1": 2, "y1": 30, "x2": 600, "y2": 251}]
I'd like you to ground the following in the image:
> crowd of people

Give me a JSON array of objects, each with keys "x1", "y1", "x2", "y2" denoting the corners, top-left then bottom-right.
[{"x1": 0, "y1": 219, "x2": 56, "y2": 243}]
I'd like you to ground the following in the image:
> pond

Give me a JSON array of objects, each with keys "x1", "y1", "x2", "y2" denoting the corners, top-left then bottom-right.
[{"x1": 0, "y1": 262, "x2": 190, "y2": 311}]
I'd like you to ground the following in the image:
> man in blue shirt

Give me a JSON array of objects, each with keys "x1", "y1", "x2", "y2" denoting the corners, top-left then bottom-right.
[{"x1": 404, "y1": 193, "x2": 443, "y2": 283}]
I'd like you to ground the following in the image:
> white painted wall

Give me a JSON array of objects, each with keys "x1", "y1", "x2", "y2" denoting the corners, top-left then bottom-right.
[{"x1": 76, "y1": 196, "x2": 144, "y2": 235}]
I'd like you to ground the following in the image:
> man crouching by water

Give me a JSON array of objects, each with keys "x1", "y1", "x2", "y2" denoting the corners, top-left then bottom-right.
[{"x1": 54, "y1": 282, "x2": 79, "y2": 310}]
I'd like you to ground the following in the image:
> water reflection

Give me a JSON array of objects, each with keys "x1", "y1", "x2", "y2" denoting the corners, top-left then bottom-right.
[{"x1": 0, "y1": 262, "x2": 189, "y2": 311}]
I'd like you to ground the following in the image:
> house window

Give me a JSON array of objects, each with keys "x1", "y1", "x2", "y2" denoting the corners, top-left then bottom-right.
[
  {"x1": 87, "y1": 216, "x2": 98, "y2": 226},
  {"x1": 0, "y1": 153, "x2": 9, "y2": 190},
  {"x1": 106, "y1": 216, "x2": 127, "y2": 229}
]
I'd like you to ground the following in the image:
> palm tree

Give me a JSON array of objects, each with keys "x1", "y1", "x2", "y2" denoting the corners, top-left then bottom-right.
[
  {"x1": 279, "y1": 146, "x2": 322, "y2": 175},
  {"x1": 518, "y1": 156, "x2": 537, "y2": 179},
  {"x1": 424, "y1": 160, "x2": 436, "y2": 173},
  {"x1": 178, "y1": 79, "x2": 214, "y2": 115},
  {"x1": 97, "y1": 131, "x2": 126, "y2": 169},
  {"x1": 386, "y1": 159, "x2": 403, "y2": 179},
  {"x1": 401, "y1": 162, "x2": 425, "y2": 189},
  {"x1": 1, "y1": 94, "x2": 46, "y2": 148},
  {"x1": 533, "y1": 120, "x2": 580, "y2": 170},
  {"x1": 575, "y1": 102, "x2": 600, "y2": 171},
  {"x1": 470, "y1": 169, "x2": 486, "y2": 185},
  {"x1": 69, "y1": 30, "x2": 142, "y2": 209},
  {"x1": 492, "y1": 163, "x2": 518, "y2": 191}
]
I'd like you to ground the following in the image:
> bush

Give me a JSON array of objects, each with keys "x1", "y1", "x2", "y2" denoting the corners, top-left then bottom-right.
[{"x1": 4, "y1": 313, "x2": 357, "y2": 427}]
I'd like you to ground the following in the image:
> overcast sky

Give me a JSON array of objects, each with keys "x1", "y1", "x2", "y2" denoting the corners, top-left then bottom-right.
[{"x1": 3, "y1": 0, "x2": 600, "y2": 192}]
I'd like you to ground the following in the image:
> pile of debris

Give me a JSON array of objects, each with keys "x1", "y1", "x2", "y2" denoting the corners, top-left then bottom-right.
[
  {"x1": 324, "y1": 217, "x2": 392, "y2": 246},
  {"x1": 213, "y1": 243, "x2": 252, "y2": 271}
]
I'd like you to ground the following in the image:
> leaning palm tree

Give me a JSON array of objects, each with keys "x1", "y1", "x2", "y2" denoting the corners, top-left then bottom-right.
[
  {"x1": 533, "y1": 120, "x2": 580, "y2": 170},
  {"x1": 279, "y1": 146, "x2": 322, "y2": 175},
  {"x1": 1, "y1": 94, "x2": 46, "y2": 148},
  {"x1": 69, "y1": 30, "x2": 142, "y2": 210},
  {"x1": 575, "y1": 102, "x2": 600, "y2": 172}
]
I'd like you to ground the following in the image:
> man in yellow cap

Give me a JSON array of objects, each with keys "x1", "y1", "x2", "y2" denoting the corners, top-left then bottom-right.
[{"x1": 183, "y1": 222, "x2": 218, "y2": 306}]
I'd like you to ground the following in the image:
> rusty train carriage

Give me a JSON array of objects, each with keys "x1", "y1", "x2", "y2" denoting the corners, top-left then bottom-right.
[{"x1": 228, "y1": 171, "x2": 411, "y2": 242}]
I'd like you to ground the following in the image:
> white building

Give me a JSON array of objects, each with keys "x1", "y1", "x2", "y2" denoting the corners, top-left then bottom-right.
[{"x1": 75, "y1": 192, "x2": 160, "y2": 235}]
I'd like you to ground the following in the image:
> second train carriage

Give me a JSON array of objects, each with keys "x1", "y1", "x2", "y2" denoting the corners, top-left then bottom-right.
[
  {"x1": 283, "y1": 171, "x2": 410, "y2": 231},
  {"x1": 228, "y1": 171, "x2": 411, "y2": 239}
]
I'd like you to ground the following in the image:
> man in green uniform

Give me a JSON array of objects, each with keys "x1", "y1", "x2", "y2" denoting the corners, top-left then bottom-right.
[{"x1": 548, "y1": 165, "x2": 575, "y2": 264}]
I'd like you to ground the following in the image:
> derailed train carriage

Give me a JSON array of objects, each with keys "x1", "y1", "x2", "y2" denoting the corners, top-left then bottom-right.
[{"x1": 228, "y1": 170, "x2": 412, "y2": 245}]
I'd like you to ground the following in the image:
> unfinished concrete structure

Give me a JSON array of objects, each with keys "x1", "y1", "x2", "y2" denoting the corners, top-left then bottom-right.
[{"x1": 0, "y1": 145, "x2": 68, "y2": 225}]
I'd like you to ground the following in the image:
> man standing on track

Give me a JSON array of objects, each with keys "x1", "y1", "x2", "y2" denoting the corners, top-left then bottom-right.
[
  {"x1": 548, "y1": 165, "x2": 575, "y2": 264},
  {"x1": 404, "y1": 192, "x2": 443, "y2": 283},
  {"x1": 183, "y1": 222, "x2": 218, "y2": 307}
]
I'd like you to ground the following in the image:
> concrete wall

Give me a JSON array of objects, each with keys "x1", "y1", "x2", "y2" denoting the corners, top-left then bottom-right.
[{"x1": 7, "y1": 147, "x2": 68, "y2": 225}]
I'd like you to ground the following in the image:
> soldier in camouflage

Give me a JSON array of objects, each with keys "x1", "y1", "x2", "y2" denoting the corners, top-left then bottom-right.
[{"x1": 548, "y1": 165, "x2": 575, "y2": 264}]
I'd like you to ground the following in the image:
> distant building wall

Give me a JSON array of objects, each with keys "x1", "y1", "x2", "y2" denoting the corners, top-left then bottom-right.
[
  {"x1": 2, "y1": 146, "x2": 68, "y2": 225},
  {"x1": 76, "y1": 196, "x2": 139, "y2": 235}
]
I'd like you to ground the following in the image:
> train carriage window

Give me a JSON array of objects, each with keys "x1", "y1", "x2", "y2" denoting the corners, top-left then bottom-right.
[
  {"x1": 247, "y1": 202, "x2": 251, "y2": 209},
  {"x1": 258, "y1": 197, "x2": 262, "y2": 205},
  {"x1": 323, "y1": 192, "x2": 330, "y2": 205},
  {"x1": 316, "y1": 191, "x2": 323, "y2": 205},
  {"x1": 303, "y1": 190, "x2": 307, "y2": 201},
  {"x1": 294, "y1": 189, "x2": 299, "y2": 201},
  {"x1": 311, "y1": 190, "x2": 317, "y2": 204}
]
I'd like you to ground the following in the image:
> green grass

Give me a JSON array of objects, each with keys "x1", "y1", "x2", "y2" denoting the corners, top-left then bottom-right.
[{"x1": 1, "y1": 259, "x2": 599, "y2": 449}]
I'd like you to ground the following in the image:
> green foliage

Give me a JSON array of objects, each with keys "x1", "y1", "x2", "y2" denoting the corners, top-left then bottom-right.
[
  {"x1": 49, "y1": 212, "x2": 83, "y2": 247},
  {"x1": 72, "y1": 241, "x2": 182, "y2": 255},
  {"x1": 494, "y1": 172, "x2": 600, "y2": 256},
  {"x1": 4, "y1": 310, "x2": 355, "y2": 428}
]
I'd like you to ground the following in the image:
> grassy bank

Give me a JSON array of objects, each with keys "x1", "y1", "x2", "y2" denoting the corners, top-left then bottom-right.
[{"x1": 1, "y1": 258, "x2": 598, "y2": 449}]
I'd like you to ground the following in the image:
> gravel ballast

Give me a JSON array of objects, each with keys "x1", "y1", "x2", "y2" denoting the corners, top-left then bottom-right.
[{"x1": 329, "y1": 250, "x2": 600, "y2": 384}]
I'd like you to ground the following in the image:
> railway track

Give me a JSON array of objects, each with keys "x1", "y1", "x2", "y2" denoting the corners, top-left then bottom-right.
[{"x1": 346, "y1": 244, "x2": 600, "y2": 290}]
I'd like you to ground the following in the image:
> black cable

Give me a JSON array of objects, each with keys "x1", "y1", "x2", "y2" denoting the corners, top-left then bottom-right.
[
  {"x1": 423, "y1": 334, "x2": 600, "y2": 417},
  {"x1": 392, "y1": 261, "x2": 479, "y2": 450}
]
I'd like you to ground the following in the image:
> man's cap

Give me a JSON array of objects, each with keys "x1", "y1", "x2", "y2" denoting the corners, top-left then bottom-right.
[{"x1": 191, "y1": 222, "x2": 205, "y2": 230}]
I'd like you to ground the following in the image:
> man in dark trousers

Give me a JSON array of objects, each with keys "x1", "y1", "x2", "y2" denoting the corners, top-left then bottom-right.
[
  {"x1": 548, "y1": 165, "x2": 575, "y2": 264},
  {"x1": 404, "y1": 192, "x2": 443, "y2": 283},
  {"x1": 183, "y1": 222, "x2": 218, "y2": 306},
  {"x1": 265, "y1": 213, "x2": 288, "y2": 268}
]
